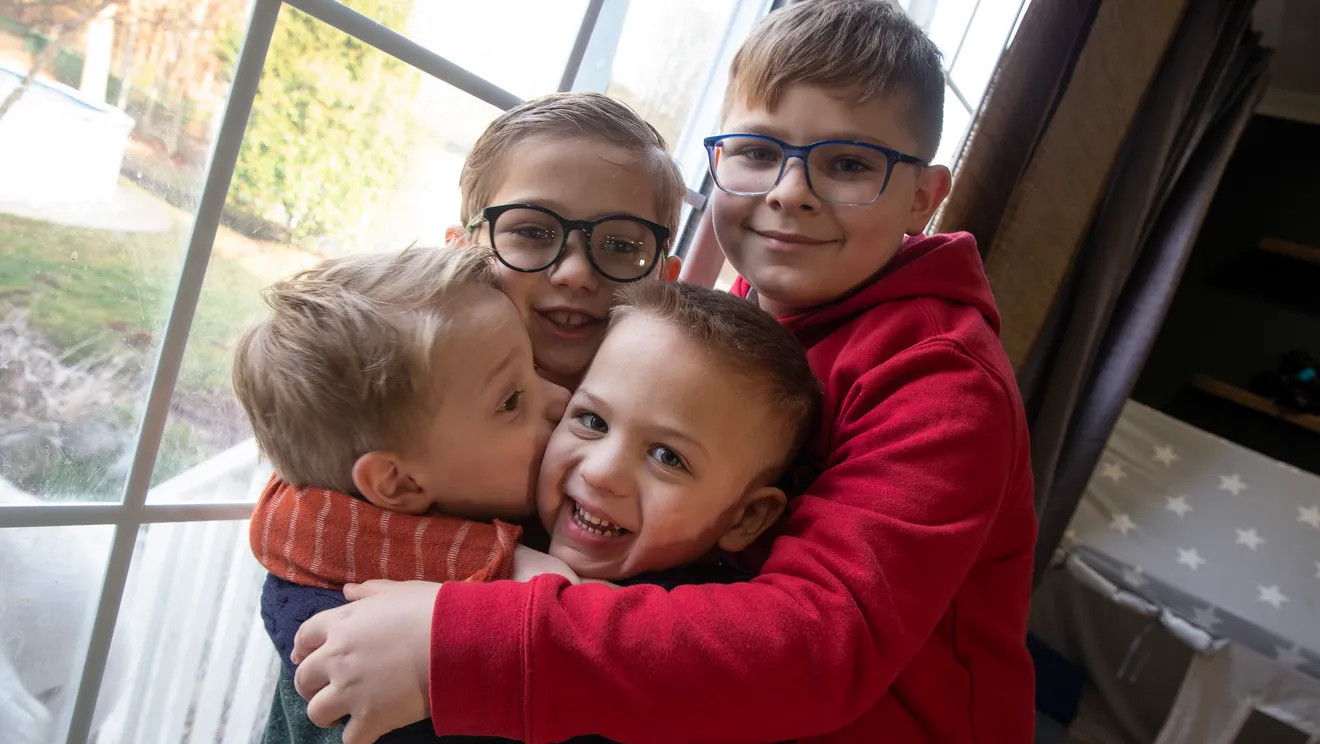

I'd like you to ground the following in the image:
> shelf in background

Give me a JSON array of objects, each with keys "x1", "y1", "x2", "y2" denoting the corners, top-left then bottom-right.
[
  {"x1": 1191, "y1": 375, "x2": 1320, "y2": 435},
  {"x1": 1259, "y1": 237, "x2": 1320, "y2": 266}
]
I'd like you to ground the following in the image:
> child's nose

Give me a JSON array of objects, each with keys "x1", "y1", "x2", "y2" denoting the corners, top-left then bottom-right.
[
  {"x1": 547, "y1": 233, "x2": 598, "y2": 291},
  {"x1": 765, "y1": 159, "x2": 819, "y2": 212},
  {"x1": 579, "y1": 443, "x2": 631, "y2": 500}
]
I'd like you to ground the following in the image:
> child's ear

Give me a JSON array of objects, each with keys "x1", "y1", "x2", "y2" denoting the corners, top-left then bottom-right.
[
  {"x1": 352, "y1": 451, "x2": 430, "y2": 515},
  {"x1": 718, "y1": 485, "x2": 787, "y2": 553},
  {"x1": 661, "y1": 255, "x2": 682, "y2": 282},
  {"x1": 905, "y1": 164, "x2": 952, "y2": 235}
]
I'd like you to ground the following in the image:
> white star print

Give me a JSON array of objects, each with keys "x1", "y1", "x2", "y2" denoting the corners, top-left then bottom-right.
[
  {"x1": 1234, "y1": 528, "x2": 1265, "y2": 551},
  {"x1": 1152, "y1": 445, "x2": 1178, "y2": 466},
  {"x1": 1218, "y1": 474, "x2": 1247, "y2": 495},
  {"x1": 1190, "y1": 605, "x2": 1221, "y2": 630},
  {"x1": 1110, "y1": 513, "x2": 1137, "y2": 535},
  {"x1": 1299, "y1": 505, "x2": 1320, "y2": 529},
  {"x1": 1164, "y1": 495, "x2": 1192, "y2": 517},
  {"x1": 1176, "y1": 548, "x2": 1206, "y2": 570},
  {"x1": 1274, "y1": 644, "x2": 1307, "y2": 669},
  {"x1": 1122, "y1": 565, "x2": 1147, "y2": 588},
  {"x1": 1257, "y1": 584, "x2": 1289, "y2": 609},
  {"x1": 1099, "y1": 462, "x2": 1126, "y2": 483}
]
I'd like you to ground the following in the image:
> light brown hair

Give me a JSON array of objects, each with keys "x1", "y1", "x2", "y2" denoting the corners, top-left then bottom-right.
[
  {"x1": 459, "y1": 92, "x2": 685, "y2": 235},
  {"x1": 232, "y1": 246, "x2": 497, "y2": 493},
  {"x1": 613, "y1": 282, "x2": 821, "y2": 477},
  {"x1": 726, "y1": 0, "x2": 945, "y2": 158}
]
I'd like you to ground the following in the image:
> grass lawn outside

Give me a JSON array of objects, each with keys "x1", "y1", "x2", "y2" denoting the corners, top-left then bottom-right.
[{"x1": 0, "y1": 185, "x2": 319, "y2": 500}]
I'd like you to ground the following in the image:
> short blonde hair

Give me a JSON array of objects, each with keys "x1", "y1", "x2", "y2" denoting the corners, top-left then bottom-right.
[
  {"x1": 460, "y1": 92, "x2": 685, "y2": 237},
  {"x1": 233, "y1": 246, "x2": 497, "y2": 493},
  {"x1": 726, "y1": 0, "x2": 945, "y2": 158}
]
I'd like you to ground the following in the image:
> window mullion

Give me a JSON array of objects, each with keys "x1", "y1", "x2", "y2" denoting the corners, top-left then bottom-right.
[
  {"x1": 561, "y1": 0, "x2": 628, "y2": 93},
  {"x1": 948, "y1": 0, "x2": 985, "y2": 71},
  {"x1": 283, "y1": 0, "x2": 522, "y2": 110},
  {"x1": 946, "y1": 72, "x2": 976, "y2": 114},
  {"x1": 2, "y1": 502, "x2": 257, "y2": 529},
  {"x1": 62, "y1": 2, "x2": 282, "y2": 741},
  {"x1": 558, "y1": 0, "x2": 606, "y2": 92}
]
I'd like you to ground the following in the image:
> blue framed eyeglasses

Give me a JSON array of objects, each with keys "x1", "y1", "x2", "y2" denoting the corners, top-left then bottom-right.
[{"x1": 704, "y1": 133, "x2": 927, "y2": 206}]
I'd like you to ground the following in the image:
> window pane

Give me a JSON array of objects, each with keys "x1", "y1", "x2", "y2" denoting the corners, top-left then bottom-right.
[
  {"x1": 948, "y1": 0, "x2": 1023, "y2": 110},
  {"x1": 92, "y1": 519, "x2": 277, "y2": 744},
  {"x1": 935, "y1": 84, "x2": 974, "y2": 169},
  {"x1": 602, "y1": 0, "x2": 738, "y2": 149},
  {"x1": 148, "y1": 4, "x2": 504, "y2": 503},
  {"x1": 0, "y1": 523, "x2": 114, "y2": 742},
  {"x1": 344, "y1": 0, "x2": 589, "y2": 100},
  {"x1": 899, "y1": 0, "x2": 980, "y2": 60},
  {"x1": 0, "y1": 2, "x2": 252, "y2": 502}
]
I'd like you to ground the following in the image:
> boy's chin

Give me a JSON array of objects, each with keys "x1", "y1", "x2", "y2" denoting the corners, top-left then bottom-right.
[
  {"x1": 748, "y1": 266, "x2": 881, "y2": 313},
  {"x1": 547, "y1": 538, "x2": 625, "y2": 581}
]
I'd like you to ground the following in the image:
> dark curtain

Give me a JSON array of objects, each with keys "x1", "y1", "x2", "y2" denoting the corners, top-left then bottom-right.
[{"x1": 936, "y1": 0, "x2": 1271, "y2": 583}]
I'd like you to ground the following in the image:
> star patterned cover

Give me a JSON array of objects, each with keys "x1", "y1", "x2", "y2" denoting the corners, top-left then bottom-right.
[{"x1": 1065, "y1": 401, "x2": 1320, "y2": 679}]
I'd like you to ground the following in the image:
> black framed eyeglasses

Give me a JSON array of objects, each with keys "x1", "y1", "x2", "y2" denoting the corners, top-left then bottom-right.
[
  {"x1": 466, "y1": 203, "x2": 670, "y2": 283},
  {"x1": 704, "y1": 133, "x2": 927, "y2": 206}
]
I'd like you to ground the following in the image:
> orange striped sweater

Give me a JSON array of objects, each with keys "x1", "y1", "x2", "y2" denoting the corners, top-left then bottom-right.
[{"x1": 248, "y1": 475, "x2": 522, "y2": 589}]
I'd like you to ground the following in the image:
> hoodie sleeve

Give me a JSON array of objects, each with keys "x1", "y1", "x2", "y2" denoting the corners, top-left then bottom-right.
[{"x1": 427, "y1": 341, "x2": 1026, "y2": 743}]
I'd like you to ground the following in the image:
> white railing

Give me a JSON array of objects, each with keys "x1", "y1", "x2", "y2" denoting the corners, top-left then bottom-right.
[
  {"x1": 0, "y1": 439, "x2": 276, "y2": 744},
  {"x1": 94, "y1": 439, "x2": 275, "y2": 744}
]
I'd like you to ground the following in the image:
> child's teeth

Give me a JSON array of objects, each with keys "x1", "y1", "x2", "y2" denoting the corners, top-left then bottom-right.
[
  {"x1": 573, "y1": 501, "x2": 624, "y2": 534},
  {"x1": 550, "y1": 311, "x2": 590, "y2": 327}
]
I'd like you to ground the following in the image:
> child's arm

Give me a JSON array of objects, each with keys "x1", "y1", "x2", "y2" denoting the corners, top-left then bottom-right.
[{"x1": 296, "y1": 346, "x2": 1031, "y2": 743}]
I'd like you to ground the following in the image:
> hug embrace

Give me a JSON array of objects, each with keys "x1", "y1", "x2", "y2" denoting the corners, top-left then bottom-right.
[{"x1": 236, "y1": 1, "x2": 1036, "y2": 742}]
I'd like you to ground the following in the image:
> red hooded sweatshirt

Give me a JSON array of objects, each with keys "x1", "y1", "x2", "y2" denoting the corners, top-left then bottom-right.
[{"x1": 427, "y1": 232, "x2": 1037, "y2": 743}]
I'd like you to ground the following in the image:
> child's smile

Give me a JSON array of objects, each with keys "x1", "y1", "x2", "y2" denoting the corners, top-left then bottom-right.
[
  {"x1": 537, "y1": 311, "x2": 790, "y2": 581},
  {"x1": 534, "y1": 305, "x2": 606, "y2": 343},
  {"x1": 567, "y1": 498, "x2": 631, "y2": 538}
]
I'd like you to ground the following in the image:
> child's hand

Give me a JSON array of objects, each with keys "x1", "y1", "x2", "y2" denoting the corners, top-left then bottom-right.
[
  {"x1": 512, "y1": 544, "x2": 581, "y2": 583},
  {"x1": 291, "y1": 580, "x2": 439, "y2": 744}
]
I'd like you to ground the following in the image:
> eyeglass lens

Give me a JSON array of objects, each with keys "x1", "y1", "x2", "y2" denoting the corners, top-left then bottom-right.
[
  {"x1": 711, "y1": 136, "x2": 894, "y2": 204},
  {"x1": 491, "y1": 207, "x2": 657, "y2": 281}
]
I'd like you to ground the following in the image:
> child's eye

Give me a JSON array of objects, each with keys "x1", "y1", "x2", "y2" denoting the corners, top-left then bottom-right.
[
  {"x1": 648, "y1": 445, "x2": 687, "y2": 471},
  {"x1": 575, "y1": 411, "x2": 607, "y2": 433},
  {"x1": 497, "y1": 390, "x2": 523, "y2": 413},
  {"x1": 830, "y1": 156, "x2": 873, "y2": 174},
  {"x1": 734, "y1": 146, "x2": 778, "y2": 163},
  {"x1": 598, "y1": 237, "x2": 641, "y2": 255},
  {"x1": 510, "y1": 226, "x2": 558, "y2": 242}
]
